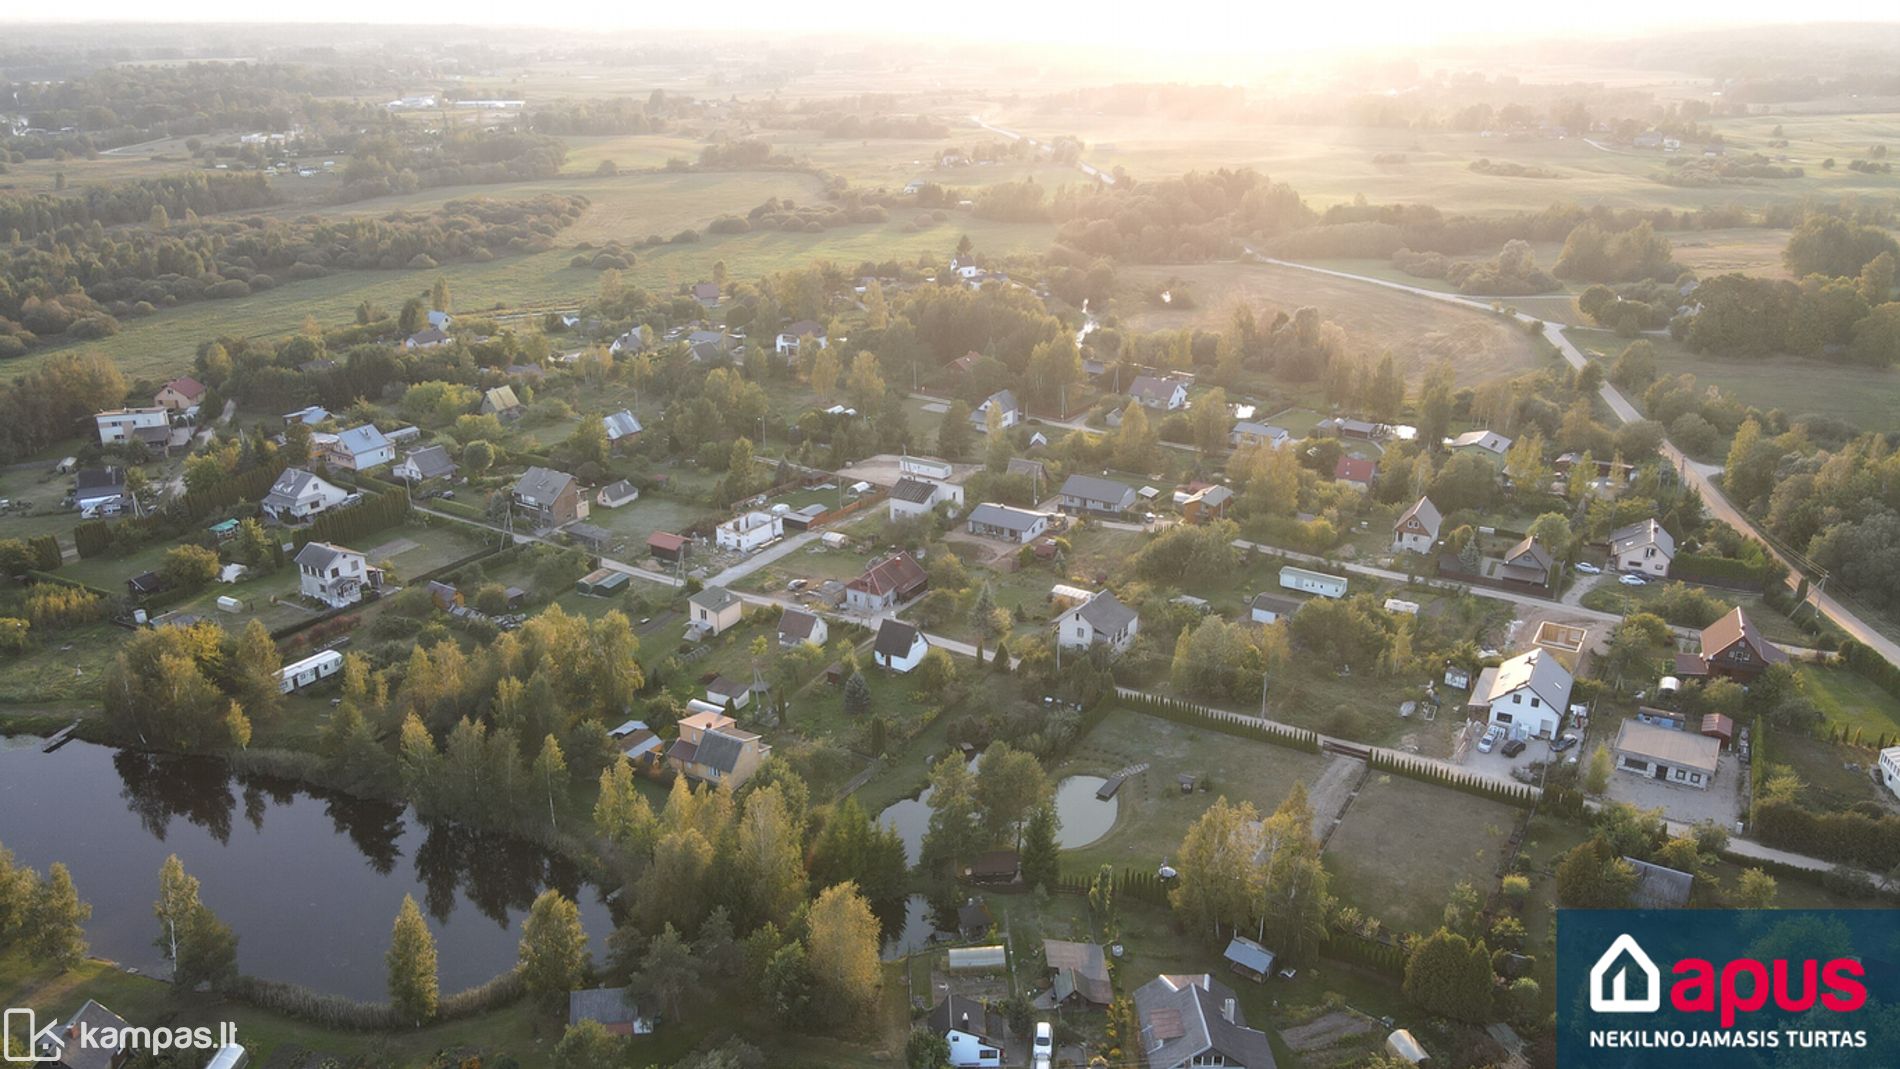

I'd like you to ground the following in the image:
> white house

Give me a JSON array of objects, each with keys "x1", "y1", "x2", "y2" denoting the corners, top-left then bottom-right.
[
  {"x1": 1229, "y1": 421, "x2": 1291, "y2": 450},
  {"x1": 1128, "y1": 374, "x2": 1190, "y2": 411},
  {"x1": 427, "y1": 309, "x2": 453, "y2": 330},
  {"x1": 687, "y1": 586, "x2": 744, "y2": 637},
  {"x1": 326, "y1": 425, "x2": 394, "y2": 470},
  {"x1": 295, "y1": 541, "x2": 380, "y2": 608},
  {"x1": 777, "y1": 607, "x2": 828, "y2": 648},
  {"x1": 262, "y1": 468, "x2": 350, "y2": 522},
  {"x1": 1880, "y1": 746, "x2": 1900, "y2": 800},
  {"x1": 1058, "y1": 474, "x2": 1137, "y2": 516},
  {"x1": 874, "y1": 619, "x2": 929, "y2": 673},
  {"x1": 73, "y1": 467, "x2": 133, "y2": 518},
  {"x1": 1610, "y1": 518, "x2": 1675, "y2": 577},
  {"x1": 966, "y1": 503, "x2": 1050, "y2": 544},
  {"x1": 1249, "y1": 592, "x2": 1303, "y2": 624},
  {"x1": 94, "y1": 407, "x2": 171, "y2": 447},
  {"x1": 1056, "y1": 590, "x2": 1139, "y2": 652},
  {"x1": 1472, "y1": 648, "x2": 1574, "y2": 739},
  {"x1": 392, "y1": 445, "x2": 457, "y2": 484},
  {"x1": 970, "y1": 389, "x2": 1022, "y2": 431},
  {"x1": 888, "y1": 475, "x2": 964, "y2": 520},
  {"x1": 1280, "y1": 566, "x2": 1347, "y2": 599},
  {"x1": 1393, "y1": 496, "x2": 1442, "y2": 554},
  {"x1": 927, "y1": 996, "x2": 1004, "y2": 1069},
  {"x1": 775, "y1": 319, "x2": 828, "y2": 356},
  {"x1": 1448, "y1": 429, "x2": 1513, "y2": 460},
  {"x1": 716, "y1": 511, "x2": 783, "y2": 552}
]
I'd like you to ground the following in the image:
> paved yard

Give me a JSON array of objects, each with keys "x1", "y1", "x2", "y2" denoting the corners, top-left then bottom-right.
[{"x1": 1603, "y1": 753, "x2": 1746, "y2": 828}]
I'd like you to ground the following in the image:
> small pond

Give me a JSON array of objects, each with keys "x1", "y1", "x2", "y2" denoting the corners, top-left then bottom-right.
[{"x1": 1052, "y1": 775, "x2": 1119, "y2": 849}]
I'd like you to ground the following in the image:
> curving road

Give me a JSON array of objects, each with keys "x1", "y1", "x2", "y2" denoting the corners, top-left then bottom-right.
[{"x1": 1245, "y1": 252, "x2": 1900, "y2": 667}]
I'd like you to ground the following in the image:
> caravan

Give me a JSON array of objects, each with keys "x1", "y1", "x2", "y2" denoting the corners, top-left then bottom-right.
[{"x1": 279, "y1": 650, "x2": 344, "y2": 693}]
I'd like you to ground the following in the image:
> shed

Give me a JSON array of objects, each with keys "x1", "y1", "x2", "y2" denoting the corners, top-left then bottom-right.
[
  {"x1": 967, "y1": 849, "x2": 1020, "y2": 884},
  {"x1": 647, "y1": 531, "x2": 689, "y2": 562},
  {"x1": 1700, "y1": 713, "x2": 1736, "y2": 748},
  {"x1": 1222, "y1": 934, "x2": 1277, "y2": 983}
]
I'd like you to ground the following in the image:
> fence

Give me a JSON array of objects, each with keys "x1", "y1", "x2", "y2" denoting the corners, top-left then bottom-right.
[
  {"x1": 1116, "y1": 689, "x2": 1323, "y2": 753},
  {"x1": 1367, "y1": 749, "x2": 1540, "y2": 809}
]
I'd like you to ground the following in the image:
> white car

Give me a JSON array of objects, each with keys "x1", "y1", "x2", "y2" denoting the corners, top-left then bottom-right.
[
  {"x1": 1033, "y1": 1021, "x2": 1053, "y2": 1069},
  {"x1": 1619, "y1": 573, "x2": 1648, "y2": 586},
  {"x1": 1574, "y1": 562, "x2": 1601, "y2": 575},
  {"x1": 1477, "y1": 725, "x2": 1505, "y2": 753}
]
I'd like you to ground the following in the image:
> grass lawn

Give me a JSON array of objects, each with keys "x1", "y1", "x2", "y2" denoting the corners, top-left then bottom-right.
[
  {"x1": 1796, "y1": 664, "x2": 1900, "y2": 740},
  {"x1": 1052, "y1": 705, "x2": 1334, "y2": 874},
  {"x1": 1763, "y1": 725, "x2": 1888, "y2": 812},
  {"x1": 1323, "y1": 774, "x2": 1522, "y2": 935}
]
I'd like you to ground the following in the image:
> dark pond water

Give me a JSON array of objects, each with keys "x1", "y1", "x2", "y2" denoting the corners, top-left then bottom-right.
[
  {"x1": 878, "y1": 894, "x2": 952, "y2": 961},
  {"x1": 876, "y1": 754, "x2": 980, "y2": 868},
  {"x1": 0, "y1": 737, "x2": 612, "y2": 1000},
  {"x1": 1052, "y1": 775, "x2": 1119, "y2": 849}
]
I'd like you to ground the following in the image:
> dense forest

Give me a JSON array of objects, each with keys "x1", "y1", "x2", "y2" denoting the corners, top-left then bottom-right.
[{"x1": 332, "y1": 131, "x2": 569, "y2": 204}]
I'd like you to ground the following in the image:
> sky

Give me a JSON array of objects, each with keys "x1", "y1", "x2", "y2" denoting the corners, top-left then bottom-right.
[{"x1": 12, "y1": 1, "x2": 1900, "y2": 56}]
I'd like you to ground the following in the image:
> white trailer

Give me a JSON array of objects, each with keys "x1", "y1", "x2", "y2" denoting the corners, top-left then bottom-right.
[{"x1": 279, "y1": 649, "x2": 344, "y2": 693}]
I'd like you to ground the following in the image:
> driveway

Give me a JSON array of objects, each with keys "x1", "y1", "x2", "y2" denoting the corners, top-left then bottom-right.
[{"x1": 1602, "y1": 754, "x2": 1746, "y2": 829}]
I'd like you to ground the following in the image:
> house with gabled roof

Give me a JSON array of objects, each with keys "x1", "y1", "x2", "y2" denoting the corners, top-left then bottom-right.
[
  {"x1": 393, "y1": 445, "x2": 457, "y2": 484},
  {"x1": 326, "y1": 424, "x2": 393, "y2": 470},
  {"x1": 263, "y1": 468, "x2": 350, "y2": 522},
  {"x1": 154, "y1": 375, "x2": 207, "y2": 412},
  {"x1": 1498, "y1": 535, "x2": 1554, "y2": 586},
  {"x1": 1448, "y1": 428, "x2": 1512, "y2": 461},
  {"x1": 970, "y1": 389, "x2": 1022, "y2": 431},
  {"x1": 596, "y1": 479, "x2": 640, "y2": 508},
  {"x1": 874, "y1": 618, "x2": 928, "y2": 672},
  {"x1": 296, "y1": 541, "x2": 381, "y2": 608},
  {"x1": 1128, "y1": 374, "x2": 1190, "y2": 411},
  {"x1": 1332, "y1": 454, "x2": 1377, "y2": 490},
  {"x1": 1609, "y1": 518, "x2": 1675, "y2": 577},
  {"x1": 688, "y1": 586, "x2": 743, "y2": 636},
  {"x1": 847, "y1": 552, "x2": 928, "y2": 612},
  {"x1": 1229, "y1": 421, "x2": 1290, "y2": 450},
  {"x1": 1392, "y1": 496, "x2": 1442, "y2": 554},
  {"x1": 1181, "y1": 483, "x2": 1233, "y2": 524},
  {"x1": 692, "y1": 281, "x2": 721, "y2": 306},
  {"x1": 602, "y1": 409, "x2": 643, "y2": 446},
  {"x1": 1133, "y1": 973, "x2": 1277, "y2": 1069},
  {"x1": 1674, "y1": 607, "x2": 1788, "y2": 682},
  {"x1": 73, "y1": 467, "x2": 133, "y2": 519},
  {"x1": 481, "y1": 386, "x2": 523, "y2": 421},
  {"x1": 1471, "y1": 648, "x2": 1573, "y2": 738},
  {"x1": 404, "y1": 326, "x2": 452, "y2": 350},
  {"x1": 927, "y1": 995, "x2": 1007, "y2": 1068},
  {"x1": 512, "y1": 466, "x2": 585, "y2": 528},
  {"x1": 966, "y1": 503, "x2": 1050, "y2": 544},
  {"x1": 1057, "y1": 590, "x2": 1139, "y2": 652},
  {"x1": 32, "y1": 998, "x2": 133, "y2": 1068},
  {"x1": 667, "y1": 709, "x2": 770, "y2": 788},
  {"x1": 778, "y1": 607, "x2": 828, "y2": 648},
  {"x1": 1043, "y1": 939, "x2": 1113, "y2": 1005},
  {"x1": 1058, "y1": 473, "x2": 1137, "y2": 516}
]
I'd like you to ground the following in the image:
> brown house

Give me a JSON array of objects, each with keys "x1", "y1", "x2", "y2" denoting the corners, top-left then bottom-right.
[
  {"x1": 154, "y1": 375, "x2": 207, "y2": 412},
  {"x1": 1392, "y1": 495, "x2": 1442, "y2": 554},
  {"x1": 1675, "y1": 607, "x2": 1788, "y2": 682},
  {"x1": 512, "y1": 467, "x2": 585, "y2": 528},
  {"x1": 845, "y1": 552, "x2": 928, "y2": 613}
]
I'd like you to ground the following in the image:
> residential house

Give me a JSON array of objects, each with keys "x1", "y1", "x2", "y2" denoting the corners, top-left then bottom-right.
[
  {"x1": 874, "y1": 618, "x2": 929, "y2": 672},
  {"x1": 426, "y1": 581, "x2": 463, "y2": 611},
  {"x1": 568, "y1": 986, "x2": 653, "y2": 1037},
  {"x1": 1332, "y1": 455, "x2": 1377, "y2": 490},
  {"x1": 1058, "y1": 473, "x2": 1137, "y2": 516},
  {"x1": 1498, "y1": 536, "x2": 1554, "y2": 586},
  {"x1": 93, "y1": 407, "x2": 172, "y2": 449},
  {"x1": 1880, "y1": 746, "x2": 1900, "y2": 800},
  {"x1": 512, "y1": 467, "x2": 585, "y2": 528},
  {"x1": 778, "y1": 607, "x2": 828, "y2": 648},
  {"x1": 33, "y1": 999, "x2": 133, "y2": 1068},
  {"x1": 427, "y1": 309, "x2": 453, "y2": 330},
  {"x1": 1614, "y1": 719, "x2": 1720, "y2": 790},
  {"x1": 1229, "y1": 421, "x2": 1291, "y2": 450},
  {"x1": 1043, "y1": 939, "x2": 1113, "y2": 1006},
  {"x1": 888, "y1": 474, "x2": 963, "y2": 520},
  {"x1": 966, "y1": 503, "x2": 1051, "y2": 544},
  {"x1": 295, "y1": 541, "x2": 381, "y2": 609},
  {"x1": 392, "y1": 445, "x2": 457, "y2": 484},
  {"x1": 1249, "y1": 592, "x2": 1303, "y2": 624},
  {"x1": 706, "y1": 675, "x2": 752, "y2": 710},
  {"x1": 1128, "y1": 374, "x2": 1190, "y2": 411},
  {"x1": 73, "y1": 467, "x2": 132, "y2": 518},
  {"x1": 127, "y1": 571, "x2": 166, "y2": 597},
  {"x1": 970, "y1": 389, "x2": 1022, "y2": 431},
  {"x1": 1280, "y1": 566, "x2": 1347, "y2": 599},
  {"x1": 596, "y1": 479, "x2": 640, "y2": 508},
  {"x1": 1610, "y1": 519, "x2": 1675, "y2": 577},
  {"x1": 602, "y1": 410, "x2": 643, "y2": 447},
  {"x1": 846, "y1": 552, "x2": 928, "y2": 613},
  {"x1": 775, "y1": 319, "x2": 828, "y2": 356},
  {"x1": 716, "y1": 511, "x2": 783, "y2": 552},
  {"x1": 686, "y1": 329, "x2": 731, "y2": 363},
  {"x1": 667, "y1": 709, "x2": 770, "y2": 788},
  {"x1": 262, "y1": 468, "x2": 350, "y2": 522},
  {"x1": 1132, "y1": 973, "x2": 1277, "y2": 1069},
  {"x1": 688, "y1": 586, "x2": 744, "y2": 636},
  {"x1": 1392, "y1": 496, "x2": 1443, "y2": 554},
  {"x1": 1448, "y1": 429, "x2": 1512, "y2": 461},
  {"x1": 404, "y1": 326, "x2": 452, "y2": 349},
  {"x1": 326, "y1": 425, "x2": 394, "y2": 471},
  {"x1": 1181, "y1": 484, "x2": 1233, "y2": 524},
  {"x1": 481, "y1": 386, "x2": 523, "y2": 421},
  {"x1": 1471, "y1": 648, "x2": 1573, "y2": 739},
  {"x1": 1674, "y1": 607, "x2": 1788, "y2": 682},
  {"x1": 1056, "y1": 590, "x2": 1139, "y2": 652},
  {"x1": 154, "y1": 375, "x2": 207, "y2": 412},
  {"x1": 609, "y1": 328, "x2": 649, "y2": 355},
  {"x1": 927, "y1": 996, "x2": 1006, "y2": 1069},
  {"x1": 692, "y1": 281, "x2": 721, "y2": 306},
  {"x1": 1319, "y1": 416, "x2": 1381, "y2": 439}
]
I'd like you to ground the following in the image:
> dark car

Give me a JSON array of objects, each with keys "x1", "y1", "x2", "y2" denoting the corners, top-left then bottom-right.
[
  {"x1": 1501, "y1": 738, "x2": 1528, "y2": 758},
  {"x1": 1550, "y1": 733, "x2": 1581, "y2": 753}
]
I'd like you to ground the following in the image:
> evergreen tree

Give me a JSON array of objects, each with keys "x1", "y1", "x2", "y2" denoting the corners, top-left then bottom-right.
[
  {"x1": 843, "y1": 671, "x2": 872, "y2": 718},
  {"x1": 1019, "y1": 805, "x2": 1060, "y2": 890}
]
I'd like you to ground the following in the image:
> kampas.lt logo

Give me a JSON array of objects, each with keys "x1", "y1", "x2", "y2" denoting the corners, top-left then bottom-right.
[
  {"x1": 2, "y1": 1008, "x2": 62, "y2": 1063},
  {"x1": 1591, "y1": 933, "x2": 1663, "y2": 1013}
]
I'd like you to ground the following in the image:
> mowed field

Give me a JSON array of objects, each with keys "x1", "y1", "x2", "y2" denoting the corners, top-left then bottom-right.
[
  {"x1": 1322, "y1": 773, "x2": 1521, "y2": 935},
  {"x1": 1118, "y1": 261, "x2": 1552, "y2": 386}
]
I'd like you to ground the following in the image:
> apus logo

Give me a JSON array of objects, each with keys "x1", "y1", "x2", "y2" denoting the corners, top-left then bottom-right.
[{"x1": 1590, "y1": 933, "x2": 1663, "y2": 1013}]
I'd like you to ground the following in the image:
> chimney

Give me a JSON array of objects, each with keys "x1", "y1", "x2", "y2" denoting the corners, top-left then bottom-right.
[
  {"x1": 960, "y1": 1011, "x2": 971, "y2": 1030},
  {"x1": 1222, "y1": 998, "x2": 1237, "y2": 1024}
]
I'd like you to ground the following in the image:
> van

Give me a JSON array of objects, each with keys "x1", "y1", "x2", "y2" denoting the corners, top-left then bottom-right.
[{"x1": 1033, "y1": 1021, "x2": 1053, "y2": 1069}]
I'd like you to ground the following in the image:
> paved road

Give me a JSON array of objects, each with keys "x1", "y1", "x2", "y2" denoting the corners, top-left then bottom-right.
[
  {"x1": 1248, "y1": 254, "x2": 1900, "y2": 667},
  {"x1": 968, "y1": 116, "x2": 1115, "y2": 186}
]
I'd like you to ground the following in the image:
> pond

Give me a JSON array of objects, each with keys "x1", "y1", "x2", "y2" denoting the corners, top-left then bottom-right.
[
  {"x1": 876, "y1": 753, "x2": 980, "y2": 868},
  {"x1": 0, "y1": 737, "x2": 612, "y2": 1000},
  {"x1": 878, "y1": 894, "x2": 951, "y2": 961},
  {"x1": 1052, "y1": 775, "x2": 1119, "y2": 849}
]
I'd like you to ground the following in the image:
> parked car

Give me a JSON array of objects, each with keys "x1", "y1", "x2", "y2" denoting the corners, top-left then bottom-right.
[
  {"x1": 1501, "y1": 738, "x2": 1527, "y2": 758},
  {"x1": 1619, "y1": 573, "x2": 1647, "y2": 586},
  {"x1": 1574, "y1": 562, "x2": 1601, "y2": 574},
  {"x1": 1477, "y1": 725, "x2": 1504, "y2": 753},
  {"x1": 1034, "y1": 1022, "x2": 1053, "y2": 1069},
  {"x1": 1551, "y1": 732, "x2": 1581, "y2": 753}
]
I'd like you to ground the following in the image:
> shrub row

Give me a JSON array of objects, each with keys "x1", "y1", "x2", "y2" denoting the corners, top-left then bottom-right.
[
  {"x1": 1713, "y1": 848, "x2": 1900, "y2": 904},
  {"x1": 1671, "y1": 552, "x2": 1779, "y2": 590},
  {"x1": 1751, "y1": 797, "x2": 1900, "y2": 873},
  {"x1": 1118, "y1": 690, "x2": 1323, "y2": 753},
  {"x1": 1839, "y1": 639, "x2": 1900, "y2": 705},
  {"x1": 1324, "y1": 925, "x2": 1408, "y2": 979},
  {"x1": 1369, "y1": 750, "x2": 1539, "y2": 809},
  {"x1": 230, "y1": 966, "x2": 522, "y2": 1032}
]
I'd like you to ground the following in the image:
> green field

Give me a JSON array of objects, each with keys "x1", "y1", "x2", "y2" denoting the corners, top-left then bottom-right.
[
  {"x1": 1323, "y1": 773, "x2": 1521, "y2": 935},
  {"x1": 1796, "y1": 663, "x2": 1900, "y2": 740}
]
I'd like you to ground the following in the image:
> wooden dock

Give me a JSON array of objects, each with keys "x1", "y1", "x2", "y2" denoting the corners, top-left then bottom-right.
[
  {"x1": 41, "y1": 721, "x2": 80, "y2": 753},
  {"x1": 1096, "y1": 762, "x2": 1150, "y2": 800}
]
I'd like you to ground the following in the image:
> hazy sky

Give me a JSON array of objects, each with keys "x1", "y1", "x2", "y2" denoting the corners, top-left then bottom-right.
[{"x1": 14, "y1": 1, "x2": 1900, "y2": 54}]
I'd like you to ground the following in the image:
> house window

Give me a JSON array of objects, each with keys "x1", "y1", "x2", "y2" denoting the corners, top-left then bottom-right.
[
  {"x1": 1530, "y1": 697, "x2": 1540, "y2": 708},
  {"x1": 1622, "y1": 758, "x2": 1648, "y2": 772},
  {"x1": 1495, "y1": 712, "x2": 1513, "y2": 724},
  {"x1": 1688, "y1": 773, "x2": 1703, "y2": 785},
  {"x1": 1512, "y1": 693, "x2": 1522, "y2": 704}
]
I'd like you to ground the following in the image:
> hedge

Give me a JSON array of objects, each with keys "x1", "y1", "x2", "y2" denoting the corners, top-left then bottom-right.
[
  {"x1": 1839, "y1": 639, "x2": 1900, "y2": 705},
  {"x1": 1670, "y1": 552, "x2": 1778, "y2": 590},
  {"x1": 1118, "y1": 690, "x2": 1323, "y2": 753},
  {"x1": 1713, "y1": 848, "x2": 1900, "y2": 904},
  {"x1": 1324, "y1": 925, "x2": 1409, "y2": 978},
  {"x1": 1368, "y1": 750, "x2": 1539, "y2": 809},
  {"x1": 294, "y1": 489, "x2": 411, "y2": 549},
  {"x1": 23, "y1": 570, "x2": 114, "y2": 600},
  {"x1": 1751, "y1": 797, "x2": 1900, "y2": 872}
]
